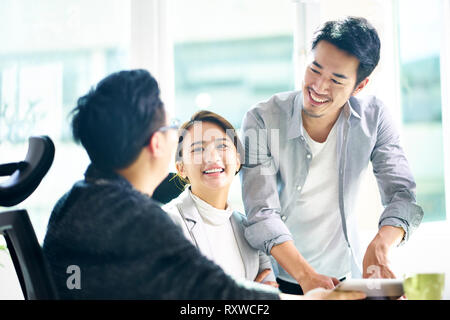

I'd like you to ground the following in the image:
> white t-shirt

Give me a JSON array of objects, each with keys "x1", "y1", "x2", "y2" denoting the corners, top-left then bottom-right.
[
  {"x1": 189, "y1": 191, "x2": 247, "y2": 280},
  {"x1": 278, "y1": 122, "x2": 352, "y2": 283}
]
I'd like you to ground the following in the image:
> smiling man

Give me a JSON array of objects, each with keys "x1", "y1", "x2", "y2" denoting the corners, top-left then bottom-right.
[{"x1": 240, "y1": 17, "x2": 424, "y2": 295}]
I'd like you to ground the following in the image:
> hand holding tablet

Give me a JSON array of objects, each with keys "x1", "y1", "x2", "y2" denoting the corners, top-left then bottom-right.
[{"x1": 333, "y1": 278, "x2": 404, "y2": 299}]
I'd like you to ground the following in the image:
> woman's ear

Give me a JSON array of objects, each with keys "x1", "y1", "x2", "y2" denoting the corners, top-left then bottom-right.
[
  {"x1": 175, "y1": 161, "x2": 187, "y2": 179},
  {"x1": 235, "y1": 153, "x2": 242, "y2": 175}
]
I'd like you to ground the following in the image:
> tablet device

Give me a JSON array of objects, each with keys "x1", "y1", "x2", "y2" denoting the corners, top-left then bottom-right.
[{"x1": 334, "y1": 278, "x2": 404, "y2": 299}]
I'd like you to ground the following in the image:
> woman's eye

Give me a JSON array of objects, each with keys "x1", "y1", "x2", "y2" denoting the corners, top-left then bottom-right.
[
  {"x1": 217, "y1": 143, "x2": 228, "y2": 149},
  {"x1": 191, "y1": 147, "x2": 204, "y2": 153},
  {"x1": 310, "y1": 68, "x2": 320, "y2": 74}
]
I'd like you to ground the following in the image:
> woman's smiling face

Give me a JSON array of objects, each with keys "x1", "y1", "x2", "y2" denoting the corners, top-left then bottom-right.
[{"x1": 177, "y1": 121, "x2": 240, "y2": 193}]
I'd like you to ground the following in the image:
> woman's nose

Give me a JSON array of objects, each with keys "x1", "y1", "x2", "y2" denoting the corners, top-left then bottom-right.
[{"x1": 203, "y1": 145, "x2": 221, "y2": 163}]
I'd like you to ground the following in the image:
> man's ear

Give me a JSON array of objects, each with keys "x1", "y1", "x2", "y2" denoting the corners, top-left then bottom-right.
[
  {"x1": 149, "y1": 131, "x2": 164, "y2": 158},
  {"x1": 352, "y1": 77, "x2": 369, "y2": 96}
]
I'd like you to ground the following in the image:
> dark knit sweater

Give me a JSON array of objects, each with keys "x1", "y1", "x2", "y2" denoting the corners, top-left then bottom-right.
[{"x1": 42, "y1": 164, "x2": 279, "y2": 300}]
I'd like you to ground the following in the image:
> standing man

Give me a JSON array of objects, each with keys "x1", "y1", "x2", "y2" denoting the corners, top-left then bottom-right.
[{"x1": 240, "y1": 17, "x2": 424, "y2": 295}]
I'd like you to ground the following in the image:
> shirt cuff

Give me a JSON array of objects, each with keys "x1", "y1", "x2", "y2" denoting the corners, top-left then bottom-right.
[
  {"x1": 378, "y1": 216, "x2": 409, "y2": 246},
  {"x1": 264, "y1": 234, "x2": 294, "y2": 255},
  {"x1": 244, "y1": 217, "x2": 293, "y2": 255},
  {"x1": 378, "y1": 201, "x2": 424, "y2": 245}
]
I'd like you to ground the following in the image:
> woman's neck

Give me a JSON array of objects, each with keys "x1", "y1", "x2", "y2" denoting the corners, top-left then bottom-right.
[{"x1": 190, "y1": 186, "x2": 229, "y2": 210}]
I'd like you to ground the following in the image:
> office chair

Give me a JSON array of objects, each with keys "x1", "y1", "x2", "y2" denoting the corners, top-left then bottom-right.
[
  {"x1": 0, "y1": 135, "x2": 58, "y2": 300},
  {"x1": 152, "y1": 172, "x2": 187, "y2": 204}
]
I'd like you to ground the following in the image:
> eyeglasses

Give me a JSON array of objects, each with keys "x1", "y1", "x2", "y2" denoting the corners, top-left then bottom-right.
[
  {"x1": 156, "y1": 118, "x2": 181, "y2": 133},
  {"x1": 142, "y1": 118, "x2": 180, "y2": 147}
]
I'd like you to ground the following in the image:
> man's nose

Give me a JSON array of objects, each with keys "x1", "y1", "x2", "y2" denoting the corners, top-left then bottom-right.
[{"x1": 312, "y1": 75, "x2": 329, "y2": 94}]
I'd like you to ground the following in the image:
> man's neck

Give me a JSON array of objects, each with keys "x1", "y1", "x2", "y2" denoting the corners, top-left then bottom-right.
[
  {"x1": 302, "y1": 108, "x2": 342, "y2": 143},
  {"x1": 116, "y1": 153, "x2": 162, "y2": 197}
]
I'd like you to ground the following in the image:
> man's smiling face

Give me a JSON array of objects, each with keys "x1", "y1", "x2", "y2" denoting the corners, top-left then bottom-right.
[{"x1": 302, "y1": 40, "x2": 364, "y2": 119}]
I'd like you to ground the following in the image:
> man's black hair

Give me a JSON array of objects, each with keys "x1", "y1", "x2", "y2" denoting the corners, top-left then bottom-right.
[
  {"x1": 71, "y1": 69, "x2": 166, "y2": 170},
  {"x1": 311, "y1": 16, "x2": 381, "y2": 86}
]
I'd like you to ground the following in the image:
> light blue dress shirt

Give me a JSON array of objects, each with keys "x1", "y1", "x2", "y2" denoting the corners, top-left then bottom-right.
[{"x1": 240, "y1": 90, "x2": 424, "y2": 278}]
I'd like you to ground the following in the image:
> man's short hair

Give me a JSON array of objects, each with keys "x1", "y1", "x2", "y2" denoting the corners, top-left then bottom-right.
[
  {"x1": 71, "y1": 69, "x2": 166, "y2": 170},
  {"x1": 311, "y1": 16, "x2": 381, "y2": 86}
]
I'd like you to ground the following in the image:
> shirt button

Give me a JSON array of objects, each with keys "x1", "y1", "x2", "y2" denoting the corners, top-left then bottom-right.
[
  {"x1": 306, "y1": 154, "x2": 312, "y2": 159},
  {"x1": 281, "y1": 215, "x2": 287, "y2": 222},
  {"x1": 300, "y1": 136, "x2": 305, "y2": 141},
  {"x1": 296, "y1": 185, "x2": 302, "y2": 191}
]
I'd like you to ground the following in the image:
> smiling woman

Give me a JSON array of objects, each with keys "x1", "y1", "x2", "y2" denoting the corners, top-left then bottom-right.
[
  {"x1": 180, "y1": 123, "x2": 238, "y2": 195},
  {"x1": 176, "y1": 113, "x2": 242, "y2": 206},
  {"x1": 163, "y1": 110, "x2": 279, "y2": 288}
]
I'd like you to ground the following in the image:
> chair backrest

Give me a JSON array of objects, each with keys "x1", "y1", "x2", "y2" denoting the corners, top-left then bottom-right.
[
  {"x1": 0, "y1": 209, "x2": 58, "y2": 300},
  {"x1": 152, "y1": 172, "x2": 187, "y2": 204},
  {"x1": 0, "y1": 135, "x2": 58, "y2": 299},
  {"x1": 0, "y1": 136, "x2": 55, "y2": 207}
]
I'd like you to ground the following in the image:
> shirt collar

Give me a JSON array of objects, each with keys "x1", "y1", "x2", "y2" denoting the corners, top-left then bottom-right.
[
  {"x1": 84, "y1": 163, "x2": 132, "y2": 189},
  {"x1": 188, "y1": 189, "x2": 233, "y2": 226},
  {"x1": 287, "y1": 92, "x2": 304, "y2": 140},
  {"x1": 346, "y1": 96, "x2": 362, "y2": 120},
  {"x1": 288, "y1": 92, "x2": 361, "y2": 140}
]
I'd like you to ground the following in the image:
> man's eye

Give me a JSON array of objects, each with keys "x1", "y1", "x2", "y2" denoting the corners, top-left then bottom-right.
[
  {"x1": 332, "y1": 79, "x2": 343, "y2": 85},
  {"x1": 217, "y1": 143, "x2": 228, "y2": 149},
  {"x1": 310, "y1": 68, "x2": 320, "y2": 74}
]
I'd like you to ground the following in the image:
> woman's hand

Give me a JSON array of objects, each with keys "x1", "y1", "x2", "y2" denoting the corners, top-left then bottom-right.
[{"x1": 254, "y1": 269, "x2": 279, "y2": 288}]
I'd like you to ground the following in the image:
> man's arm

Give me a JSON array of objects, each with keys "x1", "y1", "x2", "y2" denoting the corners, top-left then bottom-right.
[
  {"x1": 271, "y1": 241, "x2": 339, "y2": 292},
  {"x1": 240, "y1": 108, "x2": 337, "y2": 292},
  {"x1": 364, "y1": 99, "x2": 424, "y2": 278},
  {"x1": 363, "y1": 226, "x2": 404, "y2": 278}
]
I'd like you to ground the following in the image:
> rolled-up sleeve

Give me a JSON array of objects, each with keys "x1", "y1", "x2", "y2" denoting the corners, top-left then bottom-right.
[
  {"x1": 240, "y1": 110, "x2": 293, "y2": 255},
  {"x1": 370, "y1": 101, "x2": 424, "y2": 244}
]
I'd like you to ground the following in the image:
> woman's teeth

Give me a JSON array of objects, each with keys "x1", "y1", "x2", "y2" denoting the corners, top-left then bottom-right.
[{"x1": 203, "y1": 168, "x2": 224, "y2": 174}]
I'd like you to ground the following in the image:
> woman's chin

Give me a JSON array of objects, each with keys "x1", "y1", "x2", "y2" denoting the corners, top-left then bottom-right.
[{"x1": 199, "y1": 176, "x2": 233, "y2": 190}]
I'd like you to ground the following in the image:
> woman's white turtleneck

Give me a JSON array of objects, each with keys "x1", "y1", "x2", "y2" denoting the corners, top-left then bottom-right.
[{"x1": 189, "y1": 190, "x2": 246, "y2": 280}]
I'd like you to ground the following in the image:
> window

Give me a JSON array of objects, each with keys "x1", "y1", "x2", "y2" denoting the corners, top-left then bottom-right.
[
  {"x1": 0, "y1": 0, "x2": 132, "y2": 300},
  {"x1": 171, "y1": 0, "x2": 295, "y2": 211},
  {"x1": 0, "y1": 0, "x2": 131, "y2": 243},
  {"x1": 171, "y1": 0, "x2": 295, "y2": 129},
  {"x1": 397, "y1": 0, "x2": 446, "y2": 222}
]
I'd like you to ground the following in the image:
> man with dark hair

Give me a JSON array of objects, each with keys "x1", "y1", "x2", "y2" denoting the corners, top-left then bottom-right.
[
  {"x1": 241, "y1": 17, "x2": 424, "y2": 294},
  {"x1": 43, "y1": 69, "x2": 362, "y2": 300},
  {"x1": 42, "y1": 69, "x2": 278, "y2": 299}
]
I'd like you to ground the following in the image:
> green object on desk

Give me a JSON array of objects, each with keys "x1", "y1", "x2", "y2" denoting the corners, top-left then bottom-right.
[{"x1": 403, "y1": 273, "x2": 445, "y2": 300}]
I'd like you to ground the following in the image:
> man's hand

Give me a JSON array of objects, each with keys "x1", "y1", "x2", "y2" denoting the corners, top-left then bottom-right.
[
  {"x1": 362, "y1": 226, "x2": 405, "y2": 279},
  {"x1": 299, "y1": 271, "x2": 340, "y2": 293},
  {"x1": 270, "y1": 241, "x2": 339, "y2": 293}
]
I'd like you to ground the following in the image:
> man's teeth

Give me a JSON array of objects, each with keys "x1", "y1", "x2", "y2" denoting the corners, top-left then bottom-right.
[
  {"x1": 204, "y1": 168, "x2": 224, "y2": 174},
  {"x1": 311, "y1": 92, "x2": 329, "y2": 103}
]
